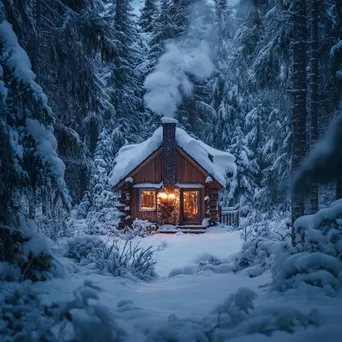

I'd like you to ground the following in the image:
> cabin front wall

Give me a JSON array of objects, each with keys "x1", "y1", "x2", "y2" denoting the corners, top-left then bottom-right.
[{"x1": 117, "y1": 148, "x2": 222, "y2": 228}]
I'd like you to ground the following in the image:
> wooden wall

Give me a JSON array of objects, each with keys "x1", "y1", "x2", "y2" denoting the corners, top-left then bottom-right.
[
  {"x1": 133, "y1": 152, "x2": 163, "y2": 183},
  {"x1": 176, "y1": 149, "x2": 206, "y2": 183}
]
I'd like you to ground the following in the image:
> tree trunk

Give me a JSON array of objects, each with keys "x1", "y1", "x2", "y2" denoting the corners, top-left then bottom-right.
[
  {"x1": 336, "y1": 0, "x2": 342, "y2": 29},
  {"x1": 291, "y1": 0, "x2": 308, "y2": 245},
  {"x1": 335, "y1": 0, "x2": 342, "y2": 199},
  {"x1": 336, "y1": 166, "x2": 342, "y2": 199},
  {"x1": 35, "y1": 0, "x2": 42, "y2": 84},
  {"x1": 307, "y1": 0, "x2": 319, "y2": 214}
]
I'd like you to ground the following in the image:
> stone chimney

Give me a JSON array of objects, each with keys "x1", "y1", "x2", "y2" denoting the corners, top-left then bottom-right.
[{"x1": 161, "y1": 117, "x2": 177, "y2": 187}]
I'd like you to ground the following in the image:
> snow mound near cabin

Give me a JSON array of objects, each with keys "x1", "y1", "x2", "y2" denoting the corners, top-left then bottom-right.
[{"x1": 109, "y1": 126, "x2": 236, "y2": 187}]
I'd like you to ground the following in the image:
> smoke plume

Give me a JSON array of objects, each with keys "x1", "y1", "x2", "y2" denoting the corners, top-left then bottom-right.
[{"x1": 144, "y1": 0, "x2": 214, "y2": 118}]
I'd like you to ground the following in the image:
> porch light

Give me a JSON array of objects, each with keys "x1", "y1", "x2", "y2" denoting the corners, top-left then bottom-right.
[
  {"x1": 158, "y1": 192, "x2": 176, "y2": 204},
  {"x1": 159, "y1": 192, "x2": 168, "y2": 200}
]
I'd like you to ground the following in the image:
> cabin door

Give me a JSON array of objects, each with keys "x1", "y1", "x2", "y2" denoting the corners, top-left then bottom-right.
[{"x1": 180, "y1": 190, "x2": 201, "y2": 225}]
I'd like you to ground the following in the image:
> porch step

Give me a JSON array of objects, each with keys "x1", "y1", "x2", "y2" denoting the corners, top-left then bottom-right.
[{"x1": 157, "y1": 225, "x2": 207, "y2": 234}]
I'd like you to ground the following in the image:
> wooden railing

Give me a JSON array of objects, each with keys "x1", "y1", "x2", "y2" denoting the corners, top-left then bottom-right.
[{"x1": 219, "y1": 206, "x2": 239, "y2": 227}]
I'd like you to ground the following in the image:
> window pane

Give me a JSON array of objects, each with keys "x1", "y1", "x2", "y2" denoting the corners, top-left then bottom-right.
[
  {"x1": 183, "y1": 191, "x2": 199, "y2": 219},
  {"x1": 141, "y1": 191, "x2": 156, "y2": 210}
]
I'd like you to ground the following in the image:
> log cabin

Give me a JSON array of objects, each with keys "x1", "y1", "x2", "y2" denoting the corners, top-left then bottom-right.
[{"x1": 110, "y1": 117, "x2": 236, "y2": 231}]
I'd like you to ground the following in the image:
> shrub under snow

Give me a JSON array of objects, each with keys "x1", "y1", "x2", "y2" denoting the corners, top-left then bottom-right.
[
  {"x1": 273, "y1": 252, "x2": 341, "y2": 296},
  {"x1": 272, "y1": 200, "x2": 342, "y2": 295},
  {"x1": 66, "y1": 235, "x2": 105, "y2": 265},
  {"x1": 65, "y1": 235, "x2": 157, "y2": 281},
  {"x1": 168, "y1": 253, "x2": 234, "y2": 278},
  {"x1": 0, "y1": 220, "x2": 56, "y2": 282},
  {"x1": 92, "y1": 240, "x2": 158, "y2": 281},
  {"x1": 232, "y1": 217, "x2": 292, "y2": 277},
  {"x1": 122, "y1": 219, "x2": 157, "y2": 238}
]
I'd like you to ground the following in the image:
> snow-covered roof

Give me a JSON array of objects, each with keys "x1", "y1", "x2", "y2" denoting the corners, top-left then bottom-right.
[{"x1": 109, "y1": 126, "x2": 236, "y2": 188}]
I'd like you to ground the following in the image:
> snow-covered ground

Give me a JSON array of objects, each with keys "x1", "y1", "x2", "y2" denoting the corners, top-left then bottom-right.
[{"x1": 33, "y1": 230, "x2": 342, "y2": 341}]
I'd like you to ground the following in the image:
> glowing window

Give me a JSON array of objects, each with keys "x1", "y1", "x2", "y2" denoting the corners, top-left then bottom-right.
[
  {"x1": 183, "y1": 190, "x2": 200, "y2": 219},
  {"x1": 140, "y1": 191, "x2": 156, "y2": 211}
]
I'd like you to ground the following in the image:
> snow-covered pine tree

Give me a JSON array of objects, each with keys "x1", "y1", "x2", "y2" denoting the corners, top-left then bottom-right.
[
  {"x1": 106, "y1": 0, "x2": 149, "y2": 143},
  {"x1": 149, "y1": 0, "x2": 197, "y2": 70},
  {"x1": 0, "y1": 16, "x2": 70, "y2": 279},
  {"x1": 139, "y1": 0, "x2": 159, "y2": 33},
  {"x1": 148, "y1": 0, "x2": 171, "y2": 69},
  {"x1": 243, "y1": 1, "x2": 292, "y2": 212},
  {"x1": 85, "y1": 128, "x2": 120, "y2": 235},
  {"x1": 2, "y1": 0, "x2": 117, "y2": 204},
  {"x1": 259, "y1": 102, "x2": 291, "y2": 209},
  {"x1": 225, "y1": 125, "x2": 259, "y2": 216},
  {"x1": 206, "y1": 0, "x2": 234, "y2": 148},
  {"x1": 233, "y1": 0, "x2": 262, "y2": 69}
]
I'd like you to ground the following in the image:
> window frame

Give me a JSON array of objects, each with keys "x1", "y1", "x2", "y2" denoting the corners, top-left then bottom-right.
[{"x1": 139, "y1": 189, "x2": 157, "y2": 212}]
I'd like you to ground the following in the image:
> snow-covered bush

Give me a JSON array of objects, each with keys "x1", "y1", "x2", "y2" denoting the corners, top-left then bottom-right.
[
  {"x1": 0, "y1": 262, "x2": 21, "y2": 281},
  {"x1": 273, "y1": 251, "x2": 342, "y2": 296},
  {"x1": 93, "y1": 240, "x2": 158, "y2": 281},
  {"x1": 0, "y1": 222, "x2": 55, "y2": 282},
  {"x1": 0, "y1": 281, "x2": 126, "y2": 341},
  {"x1": 272, "y1": 200, "x2": 342, "y2": 295},
  {"x1": 168, "y1": 266, "x2": 196, "y2": 277},
  {"x1": 86, "y1": 199, "x2": 120, "y2": 236},
  {"x1": 197, "y1": 254, "x2": 234, "y2": 274},
  {"x1": 122, "y1": 219, "x2": 157, "y2": 238},
  {"x1": 232, "y1": 217, "x2": 291, "y2": 277},
  {"x1": 66, "y1": 235, "x2": 105, "y2": 265},
  {"x1": 65, "y1": 235, "x2": 158, "y2": 281},
  {"x1": 168, "y1": 253, "x2": 235, "y2": 278},
  {"x1": 144, "y1": 287, "x2": 320, "y2": 341}
]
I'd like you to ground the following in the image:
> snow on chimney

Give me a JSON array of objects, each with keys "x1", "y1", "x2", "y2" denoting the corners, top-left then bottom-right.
[{"x1": 161, "y1": 117, "x2": 178, "y2": 187}]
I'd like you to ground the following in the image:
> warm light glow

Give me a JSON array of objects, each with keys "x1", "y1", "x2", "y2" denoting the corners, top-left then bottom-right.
[
  {"x1": 158, "y1": 191, "x2": 176, "y2": 202},
  {"x1": 140, "y1": 191, "x2": 156, "y2": 211},
  {"x1": 159, "y1": 192, "x2": 168, "y2": 199},
  {"x1": 183, "y1": 191, "x2": 199, "y2": 219}
]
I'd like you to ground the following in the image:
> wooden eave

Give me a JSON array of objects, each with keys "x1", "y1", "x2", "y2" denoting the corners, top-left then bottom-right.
[
  {"x1": 176, "y1": 146, "x2": 224, "y2": 191},
  {"x1": 113, "y1": 147, "x2": 163, "y2": 191}
]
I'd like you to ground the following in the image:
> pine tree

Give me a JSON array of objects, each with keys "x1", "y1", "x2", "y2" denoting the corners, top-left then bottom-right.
[
  {"x1": 2, "y1": 0, "x2": 118, "y2": 203},
  {"x1": 259, "y1": 102, "x2": 291, "y2": 208},
  {"x1": 149, "y1": 0, "x2": 196, "y2": 67},
  {"x1": 106, "y1": 0, "x2": 148, "y2": 143},
  {"x1": 226, "y1": 126, "x2": 259, "y2": 216},
  {"x1": 139, "y1": 0, "x2": 159, "y2": 33},
  {"x1": 0, "y1": 17, "x2": 70, "y2": 277},
  {"x1": 85, "y1": 128, "x2": 120, "y2": 234}
]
